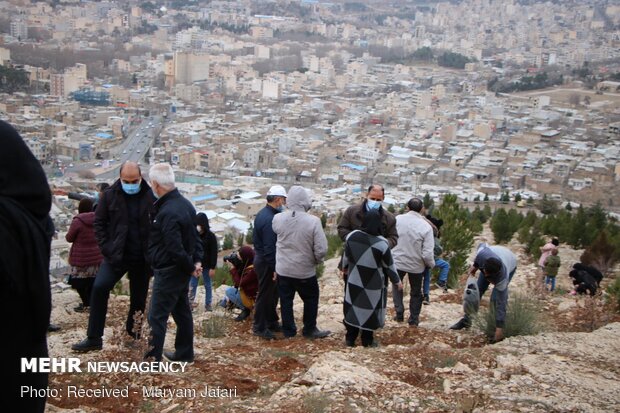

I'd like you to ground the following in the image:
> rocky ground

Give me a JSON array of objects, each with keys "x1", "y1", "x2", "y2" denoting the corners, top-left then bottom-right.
[{"x1": 45, "y1": 228, "x2": 620, "y2": 413}]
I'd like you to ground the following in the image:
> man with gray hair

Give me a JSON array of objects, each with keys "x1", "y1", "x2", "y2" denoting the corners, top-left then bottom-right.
[
  {"x1": 391, "y1": 197, "x2": 435, "y2": 326},
  {"x1": 145, "y1": 163, "x2": 203, "y2": 362}
]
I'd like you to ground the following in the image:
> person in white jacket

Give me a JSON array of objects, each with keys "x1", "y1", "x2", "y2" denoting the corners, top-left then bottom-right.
[
  {"x1": 391, "y1": 198, "x2": 435, "y2": 326},
  {"x1": 272, "y1": 185, "x2": 330, "y2": 339}
]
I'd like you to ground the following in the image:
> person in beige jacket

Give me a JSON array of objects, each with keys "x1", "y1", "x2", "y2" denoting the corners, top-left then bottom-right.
[{"x1": 272, "y1": 185, "x2": 330, "y2": 339}]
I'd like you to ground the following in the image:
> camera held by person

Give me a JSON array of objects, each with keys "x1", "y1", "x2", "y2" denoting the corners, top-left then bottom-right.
[{"x1": 223, "y1": 252, "x2": 243, "y2": 270}]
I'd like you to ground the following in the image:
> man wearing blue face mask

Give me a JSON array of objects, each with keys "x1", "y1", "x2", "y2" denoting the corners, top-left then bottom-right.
[
  {"x1": 72, "y1": 161, "x2": 156, "y2": 352},
  {"x1": 337, "y1": 184, "x2": 398, "y2": 249}
]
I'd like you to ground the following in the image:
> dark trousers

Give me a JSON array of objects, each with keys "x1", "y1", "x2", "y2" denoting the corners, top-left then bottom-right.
[
  {"x1": 252, "y1": 258, "x2": 279, "y2": 332},
  {"x1": 87, "y1": 259, "x2": 149, "y2": 339},
  {"x1": 345, "y1": 323, "x2": 374, "y2": 346},
  {"x1": 147, "y1": 266, "x2": 194, "y2": 361},
  {"x1": 278, "y1": 275, "x2": 319, "y2": 337},
  {"x1": 71, "y1": 277, "x2": 95, "y2": 307},
  {"x1": 393, "y1": 270, "x2": 424, "y2": 325}
]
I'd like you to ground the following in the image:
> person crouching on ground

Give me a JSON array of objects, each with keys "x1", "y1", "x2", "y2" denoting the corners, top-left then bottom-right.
[
  {"x1": 222, "y1": 246, "x2": 259, "y2": 322},
  {"x1": 342, "y1": 209, "x2": 403, "y2": 347}
]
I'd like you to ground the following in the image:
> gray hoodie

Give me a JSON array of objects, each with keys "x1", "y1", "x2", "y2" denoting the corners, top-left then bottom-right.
[{"x1": 272, "y1": 186, "x2": 328, "y2": 279}]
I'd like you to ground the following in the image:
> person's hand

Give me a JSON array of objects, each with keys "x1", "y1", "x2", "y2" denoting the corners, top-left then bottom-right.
[
  {"x1": 209, "y1": 269, "x2": 215, "y2": 278},
  {"x1": 494, "y1": 327, "x2": 504, "y2": 343},
  {"x1": 194, "y1": 263, "x2": 202, "y2": 276},
  {"x1": 397, "y1": 281, "x2": 403, "y2": 291},
  {"x1": 272, "y1": 271, "x2": 277, "y2": 281}
]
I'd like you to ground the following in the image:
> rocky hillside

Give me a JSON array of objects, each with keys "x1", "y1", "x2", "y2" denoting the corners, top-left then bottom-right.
[{"x1": 45, "y1": 230, "x2": 619, "y2": 413}]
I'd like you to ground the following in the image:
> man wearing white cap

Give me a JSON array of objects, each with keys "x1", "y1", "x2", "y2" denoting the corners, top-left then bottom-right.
[{"x1": 252, "y1": 185, "x2": 287, "y2": 339}]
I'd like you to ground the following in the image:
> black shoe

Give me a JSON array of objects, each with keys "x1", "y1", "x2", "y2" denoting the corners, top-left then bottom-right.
[
  {"x1": 303, "y1": 328, "x2": 331, "y2": 339},
  {"x1": 345, "y1": 339, "x2": 355, "y2": 347},
  {"x1": 71, "y1": 337, "x2": 102, "y2": 352},
  {"x1": 408, "y1": 319, "x2": 419, "y2": 327},
  {"x1": 163, "y1": 350, "x2": 194, "y2": 363},
  {"x1": 253, "y1": 329, "x2": 275, "y2": 340},
  {"x1": 268, "y1": 323, "x2": 282, "y2": 332},
  {"x1": 393, "y1": 313, "x2": 404, "y2": 322},
  {"x1": 362, "y1": 341, "x2": 378, "y2": 348},
  {"x1": 449, "y1": 318, "x2": 471, "y2": 330},
  {"x1": 423, "y1": 295, "x2": 430, "y2": 305},
  {"x1": 74, "y1": 304, "x2": 89, "y2": 313},
  {"x1": 47, "y1": 324, "x2": 61, "y2": 332},
  {"x1": 434, "y1": 281, "x2": 446, "y2": 289},
  {"x1": 234, "y1": 308, "x2": 251, "y2": 322}
]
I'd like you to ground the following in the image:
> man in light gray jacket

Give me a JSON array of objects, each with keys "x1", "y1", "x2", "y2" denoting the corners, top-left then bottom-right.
[
  {"x1": 272, "y1": 186, "x2": 330, "y2": 339},
  {"x1": 392, "y1": 197, "x2": 435, "y2": 326}
]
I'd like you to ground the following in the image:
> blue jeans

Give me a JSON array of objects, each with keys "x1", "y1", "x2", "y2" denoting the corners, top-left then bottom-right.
[
  {"x1": 277, "y1": 275, "x2": 319, "y2": 337},
  {"x1": 188, "y1": 268, "x2": 212, "y2": 307},
  {"x1": 225, "y1": 287, "x2": 246, "y2": 310},
  {"x1": 545, "y1": 276, "x2": 556, "y2": 291},
  {"x1": 423, "y1": 259, "x2": 451, "y2": 295}
]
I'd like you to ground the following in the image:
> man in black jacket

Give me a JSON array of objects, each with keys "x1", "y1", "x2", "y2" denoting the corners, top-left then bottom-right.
[
  {"x1": 145, "y1": 163, "x2": 203, "y2": 362},
  {"x1": 72, "y1": 161, "x2": 155, "y2": 352}
]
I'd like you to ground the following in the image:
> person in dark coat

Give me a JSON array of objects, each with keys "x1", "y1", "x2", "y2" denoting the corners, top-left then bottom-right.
[
  {"x1": 337, "y1": 184, "x2": 398, "y2": 248},
  {"x1": 572, "y1": 263, "x2": 603, "y2": 286},
  {"x1": 252, "y1": 185, "x2": 287, "y2": 340},
  {"x1": 145, "y1": 163, "x2": 203, "y2": 362},
  {"x1": 66, "y1": 198, "x2": 103, "y2": 312},
  {"x1": 342, "y1": 209, "x2": 402, "y2": 347},
  {"x1": 569, "y1": 269, "x2": 598, "y2": 296},
  {"x1": 188, "y1": 213, "x2": 218, "y2": 311},
  {"x1": 72, "y1": 161, "x2": 155, "y2": 352},
  {"x1": 0, "y1": 120, "x2": 55, "y2": 413}
]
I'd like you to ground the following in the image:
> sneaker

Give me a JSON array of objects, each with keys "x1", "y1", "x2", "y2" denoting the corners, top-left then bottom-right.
[
  {"x1": 393, "y1": 313, "x2": 404, "y2": 322},
  {"x1": 449, "y1": 318, "x2": 471, "y2": 330},
  {"x1": 435, "y1": 281, "x2": 446, "y2": 289},
  {"x1": 163, "y1": 350, "x2": 194, "y2": 363},
  {"x1": 204, "y1": 304, "x2": 213, "y2": 312},
  {"x1": 253, "y1": 329, "x2": 275, "y2": 340},
  {"x1": 303, "y1": 328, "x2": 331, "y2": 339},
  {"x1": 345, "y1": 339, "x2": 356, "y2": 347},
  {"x1": 234, "y1": 308, "x2": 251, "y2": 322},
  {"x1": 71, "y1": 337, "x2": 103, "y2": 352},
  {"x1": 362, "y1": 341, "x2": 378, "y2": 348},
  {"x1": 423, "y1": 295, "x2": 430, "y2": 305},
  {"x1": 408, "y1": 319, "x2": 419, "y2": 327}
]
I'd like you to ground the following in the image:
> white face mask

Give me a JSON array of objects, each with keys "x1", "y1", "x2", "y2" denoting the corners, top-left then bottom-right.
[{"x1": 196, "y1": 225, "x2": 203, "y2": 233}]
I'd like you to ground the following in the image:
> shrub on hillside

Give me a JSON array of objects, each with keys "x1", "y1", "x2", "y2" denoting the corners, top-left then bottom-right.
[
  {"x1": 473, "y1": 293, "x2": 544, "y2": 339},
  {"x1": 606, "y1": 276, "x2": 620, "y2": 312}
]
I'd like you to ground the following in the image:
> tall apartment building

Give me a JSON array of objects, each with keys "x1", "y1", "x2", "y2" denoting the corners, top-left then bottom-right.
[
  {"x1": 174, "y1": 51, "x2": 210, "y2": 86},
  {"x1": 50, "y1": 64, "x2": 87, "y2": 98},
  {"x1": 10, "y1": 19, "x2": 28, "y2": 40}
]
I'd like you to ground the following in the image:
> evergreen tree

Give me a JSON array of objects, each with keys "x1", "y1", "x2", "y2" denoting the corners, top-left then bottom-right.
[
  {"x1": 539, "y1": 194, "x2": 559, "y2": 215},
  {"x1": 580, "y1": 230, "x2": 618, "y2": 274},
  {"x1": 474, "y1": 195, "x2": 481, "y2": 203},
  {"x1": 514, "y1": 193, "x2": 522, "y2": 203},
  {"x1": 423, "y1": 192, "x2": 434, "y2": 211},
  {"x1": 483, "y1": 204, "x2": 492, "y2": 221},
  {"x1": 483, "y1": 193, "x2": 489, "y2": 202},
  {"x1": 568, "y1": 205, "x2": 588, "y2": 247},
  {"x1": 387, "y1": 203, "x2": 396, "y2": 214},
  {"x1": 223, "y1": 233, "x2": 234, "y2": 250},
  {"x1": 565, "y1": 202, "x2": 573, "y2": 211},
  {"x1": 435, "y1": 195, "x2": 475, "y2": 288},
  {"x1": 490, "y1": 208, "x2": 514, "y2": 243},
  {"x1": 237, "y1": 234, "x2": 244, "y2": 248},
  {"x1": 527, "y1": 196, "x2": 534, "y2": 205},
  {"x1": 320, "y1": 213, "x2": 327, "y2": 229}
]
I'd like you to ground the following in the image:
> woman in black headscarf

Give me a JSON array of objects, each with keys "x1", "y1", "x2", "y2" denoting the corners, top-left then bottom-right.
[
  {"x1": 341, "y1": 209, "x2": 402, "y2": 347},
  {"x1": 0, "y1": 120, "x2": 54, "y2": 413}
]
